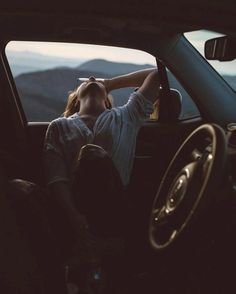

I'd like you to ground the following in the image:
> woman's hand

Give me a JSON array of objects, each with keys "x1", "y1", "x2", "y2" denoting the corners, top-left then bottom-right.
[{"x1": 102, "y1": 79, "x2": 111, "y2": 93}]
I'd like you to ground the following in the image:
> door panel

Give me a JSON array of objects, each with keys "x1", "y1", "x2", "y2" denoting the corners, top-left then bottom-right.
[{"x1": 26, "y1": 122, "x2": 49, "y2": 185}]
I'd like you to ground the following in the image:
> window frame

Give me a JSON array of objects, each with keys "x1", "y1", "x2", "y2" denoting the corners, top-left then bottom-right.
[{"x1": 4, "y1": 39, "x2": 201, "y2": 123}]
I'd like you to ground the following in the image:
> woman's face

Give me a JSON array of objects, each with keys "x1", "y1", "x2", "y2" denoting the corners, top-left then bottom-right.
[{"x1": 77, "y1": 76, "x2": 107, "y2": 100}]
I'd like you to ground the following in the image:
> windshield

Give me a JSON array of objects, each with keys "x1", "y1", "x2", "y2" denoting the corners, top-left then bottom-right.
[{"x1": 184, "y1": 30, "x2": 236, "y2": 91}]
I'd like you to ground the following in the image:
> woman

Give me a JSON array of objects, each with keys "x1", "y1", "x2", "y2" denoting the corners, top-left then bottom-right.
[{"x1": 43, "y1": 68, "x2": 160, "y2": 289}]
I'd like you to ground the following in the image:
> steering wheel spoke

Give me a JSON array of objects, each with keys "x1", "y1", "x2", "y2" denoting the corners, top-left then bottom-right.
[{"x1": 152, "y1": 206, "x2": 169, "y2": 226}]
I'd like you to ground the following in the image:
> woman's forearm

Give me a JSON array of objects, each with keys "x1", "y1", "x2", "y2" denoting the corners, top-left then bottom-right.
[{"x1": 106, "y1": 68, "x2": 156, "y2": 91}]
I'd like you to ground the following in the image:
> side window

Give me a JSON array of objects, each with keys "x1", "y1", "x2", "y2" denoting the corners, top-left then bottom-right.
[
  {"x1": 5, "y1": 41, "x2": 199, "y2": 122},
  {"x1": 5, "y1": 41, "x2": 156, "y2": 122}
]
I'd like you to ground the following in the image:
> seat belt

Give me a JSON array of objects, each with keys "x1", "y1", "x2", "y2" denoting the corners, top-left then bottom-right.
[{"x1": 156, "y1": 58, "x2": 172, "y2": 122}]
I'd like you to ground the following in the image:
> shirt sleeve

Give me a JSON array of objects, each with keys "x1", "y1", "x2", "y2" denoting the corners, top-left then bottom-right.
[
  {"x1": 122, "y1": 91, "x2": 154, "y2": 123},
  {"x1": 43, "y1": 120, "x2": 70, "y2": 185}
]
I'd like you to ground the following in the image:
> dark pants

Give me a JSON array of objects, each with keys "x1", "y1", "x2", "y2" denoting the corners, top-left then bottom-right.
[{"x1": 72, "y1": 144, "x2": 126, "y2": 237}]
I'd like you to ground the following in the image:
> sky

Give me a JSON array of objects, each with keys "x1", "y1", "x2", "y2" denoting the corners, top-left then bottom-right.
[
  {"x1": 6, "y1": 41, "x2": 156, "y2": 65},
  {"x1": 6, "y1": 30, "x2": 236, "y2": 76}
]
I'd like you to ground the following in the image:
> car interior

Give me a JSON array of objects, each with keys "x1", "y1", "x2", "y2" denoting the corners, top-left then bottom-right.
[{"x1": 0, "y1": 3, "x2": 236, "y2": 294}]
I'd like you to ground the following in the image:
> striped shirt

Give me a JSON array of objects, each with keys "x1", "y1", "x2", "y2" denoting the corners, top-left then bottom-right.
[{"x1": 43, "y1": 91, "x2": 153, "y2": 187}]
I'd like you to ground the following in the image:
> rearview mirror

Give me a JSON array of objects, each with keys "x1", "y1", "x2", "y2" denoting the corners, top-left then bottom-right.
[{"x1": 204, "y1": 36, "x2": 236, "y2": 61}]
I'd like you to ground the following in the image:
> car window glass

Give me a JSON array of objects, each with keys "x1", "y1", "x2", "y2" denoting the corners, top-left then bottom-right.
[
  {"x1": 185, "y1": 30, "x2": 236, "y2": 92},
  {"x1": 167, "y1": 70, "x2": 200, "y2": 120},
  {"x1": 5, "y1": 41, "x2": 199, "y2": 122}
]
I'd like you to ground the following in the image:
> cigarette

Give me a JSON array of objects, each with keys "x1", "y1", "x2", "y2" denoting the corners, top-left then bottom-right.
[
  {"x1": 77, "y1": 78, "x2": 89, "y2": 82},
  {"x1": 77, "y1": 78, "x2": 104, "y2": 82}
]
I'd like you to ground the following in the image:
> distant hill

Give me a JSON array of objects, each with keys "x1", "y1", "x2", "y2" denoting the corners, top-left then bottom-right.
[
  {"x1": 78, "y1": 59, "x2": 152, "y2": 76},
  {"x1": 14, "y1": 58, "x2": 236, "y2": 122}
]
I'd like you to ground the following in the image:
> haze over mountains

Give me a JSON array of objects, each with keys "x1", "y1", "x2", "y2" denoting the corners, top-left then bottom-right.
[
  {"x1": 7, "y1": 51, "x2": 235, "y2": 122},
  {"x1": 6, "y1": 50, "x2": 85, "y2": 76}
]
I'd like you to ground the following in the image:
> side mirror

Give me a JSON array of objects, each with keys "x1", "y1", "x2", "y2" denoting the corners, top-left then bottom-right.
[
  {"x1": 204, "y1": 36, "x2": 236, "y2": 61},
  {"x1": 158, "y1": 88, "x2": 182, "y2": 122}
]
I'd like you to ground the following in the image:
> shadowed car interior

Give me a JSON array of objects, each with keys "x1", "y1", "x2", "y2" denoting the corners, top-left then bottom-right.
[{"x1": 0, "y1": 1, "x2": 236, "y2": 293}]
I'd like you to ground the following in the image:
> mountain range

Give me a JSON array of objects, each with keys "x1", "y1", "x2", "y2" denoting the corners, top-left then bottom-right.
[{"x1": 12, "y1": 58, "x2": 235, "y2": 122}]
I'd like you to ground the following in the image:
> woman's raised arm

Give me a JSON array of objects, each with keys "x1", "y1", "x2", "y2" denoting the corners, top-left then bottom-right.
[{"x1": 104, "y1": 68, "x2": 156, "y2": 92}]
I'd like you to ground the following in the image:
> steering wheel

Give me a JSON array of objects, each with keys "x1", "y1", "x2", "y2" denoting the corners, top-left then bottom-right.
[{"x1": 149, "y1": 124, "x2": 227, "y2": 250}]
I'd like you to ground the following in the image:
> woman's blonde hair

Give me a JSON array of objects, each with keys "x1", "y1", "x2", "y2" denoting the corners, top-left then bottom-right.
[{"x1": 63, "y1": 89, "x2": 113, "y2": 118}]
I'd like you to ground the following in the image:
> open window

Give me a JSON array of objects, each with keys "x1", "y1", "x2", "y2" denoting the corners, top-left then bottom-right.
[{"x1": 5, "y1": 41, "x2": 199, "y2": 122}]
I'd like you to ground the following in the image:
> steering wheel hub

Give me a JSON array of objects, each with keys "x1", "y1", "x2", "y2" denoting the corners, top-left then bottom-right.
[{"x1": 166, "y1": 173, "x2": 188, "y2": 213}]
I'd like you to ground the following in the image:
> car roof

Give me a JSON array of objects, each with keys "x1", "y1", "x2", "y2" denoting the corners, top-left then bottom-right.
[
  {"x1": 0, "y1": 0, "x2": 235, "y2": 44},
  {"x1": 0, "y1": 1, "x2": 235, "y2": 133}
]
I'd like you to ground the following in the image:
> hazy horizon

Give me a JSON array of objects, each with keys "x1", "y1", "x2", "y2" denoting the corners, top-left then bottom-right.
[{"x1": 6, "y1": 42, "x2": 156, "y2": 66}]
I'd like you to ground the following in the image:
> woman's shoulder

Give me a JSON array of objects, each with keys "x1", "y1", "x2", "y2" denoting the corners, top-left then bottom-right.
[
  {"x1": 48, "y1": 115, "x2": 82, "y2": 137},
  {"x1": 49, "y1": 116, "x2": 67, "y2": 127},
  {"x1": 50, "y1": 113, "x2": 80, "y2": 125}
]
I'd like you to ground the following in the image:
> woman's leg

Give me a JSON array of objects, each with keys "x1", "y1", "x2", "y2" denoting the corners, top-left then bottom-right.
[{"x1": 72, "y1": 144, "x2": 126, "y2": 237}]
